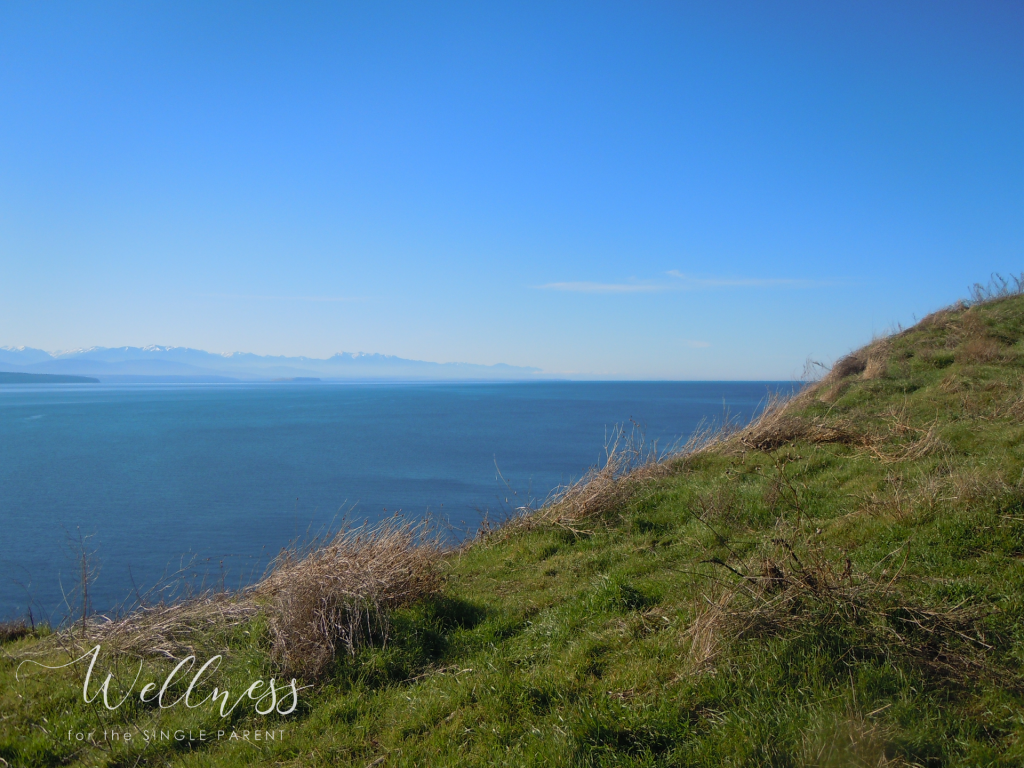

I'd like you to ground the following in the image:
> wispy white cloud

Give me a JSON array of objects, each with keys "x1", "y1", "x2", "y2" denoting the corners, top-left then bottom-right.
[
  {"x1": 536, "y1": 273, "x2": 830, "y2": 295},
  {"x1": 197, "y1": 293, "x2": 362, "y2": 302},
  {"x1": 665, "y1": 271, "x2": 825, "y2": 288},
  {"x1": 535, "y1": 282, "x2": 670, "y2": 293}
]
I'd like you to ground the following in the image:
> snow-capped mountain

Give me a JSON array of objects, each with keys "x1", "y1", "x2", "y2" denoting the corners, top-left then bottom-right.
[{"x1": 0, "y1": 345, "x2": 540, "y2": 381}]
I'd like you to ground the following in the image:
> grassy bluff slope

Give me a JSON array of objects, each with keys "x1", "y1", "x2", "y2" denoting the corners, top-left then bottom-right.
[{"x1": 3, "y1": 290, "x2": 1024, "y2": 766}]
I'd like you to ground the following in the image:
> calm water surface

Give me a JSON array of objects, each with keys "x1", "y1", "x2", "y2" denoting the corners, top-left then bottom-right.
[{"x1": 0, "y1": 381, "x2": 795, "y2": 619}]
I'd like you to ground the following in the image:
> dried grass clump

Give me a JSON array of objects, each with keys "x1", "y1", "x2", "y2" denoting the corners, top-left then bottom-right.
[
  {"x1": 258, "y1": 520, "x2": 442, "y2": 679},
  {"x1": 692, "y1": 485, "x2": 740, "y2": 525},
  {"x1": 954, "y1": 309, "x2": 988, "y2": 345},
  {"x1": 680, "y1": 588, "x2": 731, "y2": 675},
  {"x1": 944, "y1": 468, "x2": 1020, "y2": 509},
  {"x1": 32, "y1": 520, "x2": 443, "y2": 678},
  {"x1": 860, "y1": 473, "x2": 917, "y2": 520},
  {"x1": 739, "y1": 417, "x2": 865, "y2": 452},
  {"x1": 84, "y1": 593, "x2": 259, "y2": 659},
  {"x1": 537, "y1": 452, "x2": 662, "y2": 534},
  {"x1": 1005, "y1": 387, "x2": 1024, "y2": 419},
  {"x1": 693, "y1": 544, "x2": 995, "y2": 684},
  {"x1": 736, "y1": 393, "x2": 866, "y2": 452},
  {"x1": 939, "y1": 371, "x2": 967, "y2": 394},
  {"x1": 946, "y1": 304, "x2": 1010, "y2": 365},
  {"x1": 804, "y1": 348, "x2": 874, "y2": 402},
  {"x1": 0, "y1": 620, "x2": 32, "y2": 643},
  {"x1": 829, "y1": 352, "x2": 868, "y2": 381},
  {"x1": 956, "y1": 337, "x2": 1002, "y2": 365},
  {"x1": 861, "y1": 354, "x2": 888, "y2": 380},
  {"x1": 821, "y1": 338, "x2": 893, "y2": 385},
  {"x1": 863, "y1": 424, "x2": 944, "y2": 465},
  {"x1": 918, "y1": 307, "x2": 954, "y2": 332},
  {"x1": 515, "y1": 423, "x2": 727, "y2": 536},
  {"x1": 801, "y1": 714, "x2": 908, "y2": 767}
]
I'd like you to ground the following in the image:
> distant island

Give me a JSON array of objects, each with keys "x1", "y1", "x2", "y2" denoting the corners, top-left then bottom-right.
[
  {"x1": 0, "y1": 372, "x2": 99, "y2": 384},
  {"x1": 0, "y1": 345, "x2": 541, "y2": 382}
]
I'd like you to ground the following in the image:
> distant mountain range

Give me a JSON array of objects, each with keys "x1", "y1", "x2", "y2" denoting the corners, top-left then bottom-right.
[{"x1": 0, "y1": 345, "x2": 541, "y2": 382}]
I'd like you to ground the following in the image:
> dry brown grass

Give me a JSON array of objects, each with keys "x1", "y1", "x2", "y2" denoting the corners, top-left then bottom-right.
[
  {"x1": 801, "y1": 714, "x2": 913, "y2": 768},
  {"x1": 506, "y1": 423, "x2": 729, "y2": 536},
  {"x1": 918, "y1": 307, "x2": 955, "y2": 333},
  {"x1": 534, "y1": 454, "x2": 664, "y2": 535},
  {"x1": 944, "y1": 467, "x2": 1021, "y2": 509},
  {"x1": 83, "y1": 593, "x2": 259, "y2": 659},
  {"x1": 689, "y1": 541, "x2": 996, "y2": 686},
  {"x1": 956, "y1": 308, "x2": 987, "y2": 339},
  {"x1": 830, "y1": 351, "x2": 869, "y2": 380},
  {"x1": 939, "y1": 371, "x2": 1021, "y2": 419},
  {"x1": 862, "y1": 355, "x2": 888, "y2": 380},
  {"x1": 803, "y1": 337, "x2": 888, "y2": 390},
  {"x1": 679, "y1": 587, "x2": 731, "y2": 675},
  {"x1": 939, "y1": 371, "x2": 967, "y2": 394},
  {"x1": 956, "y1": 336, "x2": 1002, "y2": 364},
  {"x1": 31, "y1": 519, "x2": 443, "y2": 681},
  {"x1": 738, "y1": 388, "x2": 945, "y2": 463},
  {"x1": 1005, "y1": 386, "x2": 1024, "y2": 419},
  {"x1": 862, "y1": 473, "x2": 914, "y2": 522},
  {"x1": 739, "y1": 417, "x2": 866, "y2": 452},
  {"x1": 258, "y1": 519, "x2": 442, "y2": 678},
  {"x1": 734, "y1": 392, "x2": 866, "y2": 452},
  {"x1": 691, "y1": 485, "x2": 740, "y2": 525},
  {"x1": 862, "y1": 423, "x2": 943, "y2": 465},
  {"x1": 0, "y1": 620, "x2": 32, "y2": 643},
  {"x1": 943, "y1": 302, "x2": 1011, "y2": 365}
]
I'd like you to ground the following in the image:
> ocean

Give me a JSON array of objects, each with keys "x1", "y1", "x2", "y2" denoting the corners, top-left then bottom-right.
[{"x1": 0, "y1": 380, "x2": 796, "y2": 621}]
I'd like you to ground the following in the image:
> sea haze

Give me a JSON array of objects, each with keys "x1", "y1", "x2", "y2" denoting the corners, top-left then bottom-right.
[
  {"x1": 0, "y1": 345, "x2": 540, "y2": 380},
  {"x1": 0, "y1": 381, "x2": 797, "y2": 620}
]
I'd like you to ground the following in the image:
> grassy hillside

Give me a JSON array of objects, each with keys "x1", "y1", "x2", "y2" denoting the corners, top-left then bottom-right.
[{"x1": 3, "y1": 292, "x2": 1023, "y2": 767}]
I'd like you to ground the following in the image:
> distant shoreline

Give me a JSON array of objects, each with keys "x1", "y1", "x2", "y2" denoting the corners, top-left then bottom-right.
[{"x1": 0, "y1": 371, "x2": 99, "y2": 384}]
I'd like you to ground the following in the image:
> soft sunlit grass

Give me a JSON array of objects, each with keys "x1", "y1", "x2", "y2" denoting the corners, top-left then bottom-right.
[{"x1": 3, "y1": 287, "x2": 1024, "y2": 766}]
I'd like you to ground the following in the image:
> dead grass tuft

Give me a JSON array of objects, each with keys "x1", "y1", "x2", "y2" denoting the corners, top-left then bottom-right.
[
  {"x1": 968, "y1": 272, "x2": 1024, "y2": 305},
  {"x1": 944, "y1": 467, "x2": 1020, "y2": 509},
  {"x1": 801, "y1": 713, "x2": 912, "y2": 768},
  {"x1": 862, "y1": 423, "x2": 944, "y2": 465},
  {"x1": 692, "y1": 485, "x2": 740, "y2": 524},
  {"x1": 740, "y1": 418, "x2": 865, "y2": 452},
  {"x1": 918, "y1": 307, "x2": 954, "y2": 332},
  {"x1": 956, "y1": 336, "x2": 1002, "y2": 365},
  {"x1": 0, "y1": 620, "x2": 32, "y2": 643},
  {"x1": 939, "y1": 371, "x2": 966, "y2": 394},
  {"x1": 862, "y1": 473, "x2": 915, "y2": 522},
  {"x1": 736, "y1": 393, "x2": 866, "y2": 452},
  {"x1": 83, "y1": 593, "x2": 259, "y2": 659},
  {"x1": 829, "y1": 352, "x2": 868, "y2": 381},
  {"x1": 1005, "y1": 387, "x2": 1024, "y2": 419},
  {"x1": 516, "y1": 422, "x2": 728, "y2": 535},
  {"x1": 679, "y1": 588, "x2": 731, "y2": 675},
  {"x1": 34, "y1": 520, "x2": 443, "y2": 680},
  {"x1": 258, "y1": 519, "x2": 442, "y2": 678},
  {"x1": 695, "y1": 543, "x2": 997, "y2": 685},
  {"x1": 861, "y1": 355, "x2": 888, "y2": 380}
]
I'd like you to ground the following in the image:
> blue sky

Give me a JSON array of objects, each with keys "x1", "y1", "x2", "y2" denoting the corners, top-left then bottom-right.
[{"x1": 0, "y1": 1, "x2": 1020, "y2": 379}]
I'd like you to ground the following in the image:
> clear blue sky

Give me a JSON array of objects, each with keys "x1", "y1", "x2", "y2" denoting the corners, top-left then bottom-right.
[{"x1": 1, "y1": 1, "x2": 1021, "y2": 379}]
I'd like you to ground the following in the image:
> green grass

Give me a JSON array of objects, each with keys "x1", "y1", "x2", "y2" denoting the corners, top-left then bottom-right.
[{"x1": 3, "y1": 294, "x2": 1024, "y2": 767}]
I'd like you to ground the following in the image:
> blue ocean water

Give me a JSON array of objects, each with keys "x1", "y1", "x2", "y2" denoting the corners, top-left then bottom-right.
[{"x1": 0, "y1": 381, "x2": 796, "y2": 620}]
